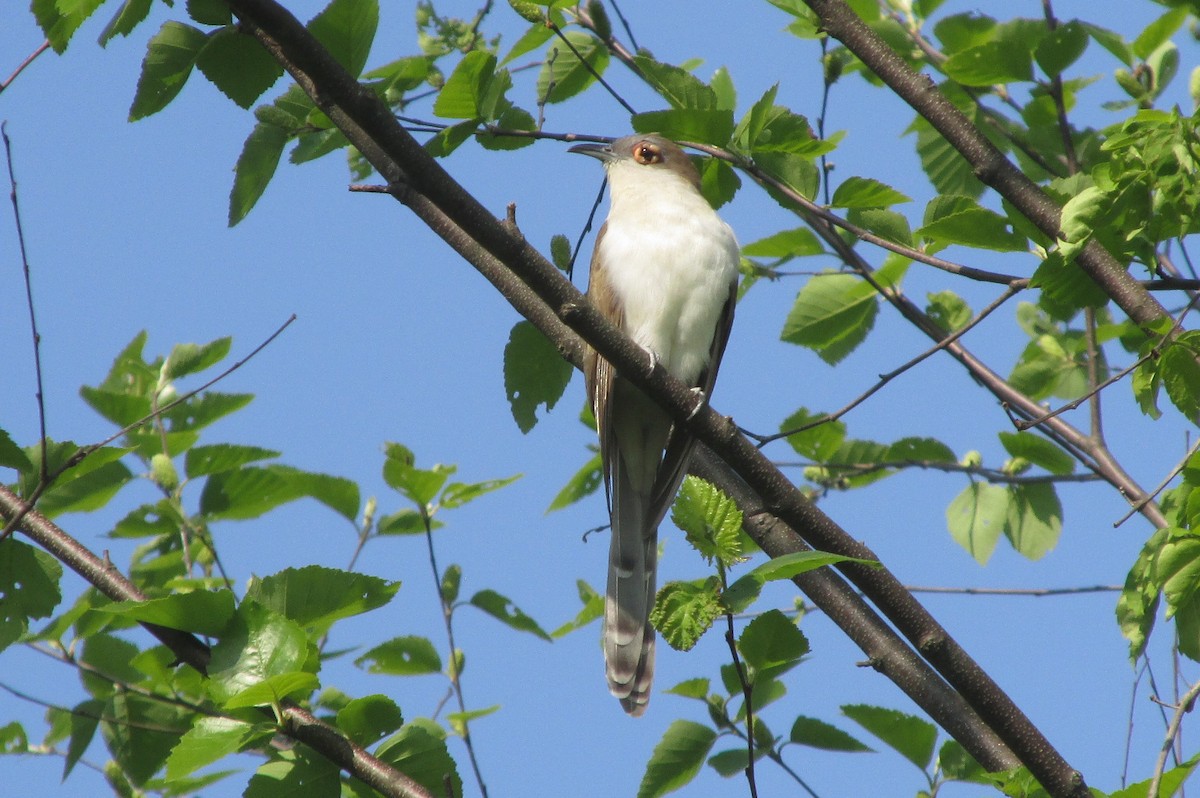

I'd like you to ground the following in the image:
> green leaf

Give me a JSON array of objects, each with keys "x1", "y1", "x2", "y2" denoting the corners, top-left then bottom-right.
[
  {"x1": 1005, "y1": 483, "x2": 1062, "y2": 561},
  {"x1": 780, "y1": 407, "x2": 845, "y2": 461},
  {"x1": 842, "y1": 704, "x2": 937, "y2": 770},
  {"x1": 744, "y1": 550, "x2": 871, "y2": 585},
  {"x1": 1030, "y1": 252, "x2": 1109, "y2": 318},
  {"x1": 650, "y1": 578, "x2": 722, "y2": 652},
  {"x1": 671, "y1": 476, "x2": 744, "y2": 568},
  {"x1": 504, "y1": 320, "x2": 572, "y2": 433},
  {"x1": 207, "y1": 601, "x2": 312, "y2": 704},
  {"x1": 446, "y1": 705, "x2": 501, "y2": 737},
  {"x1": 165, "y1": 715, "x2": 272, "y2": 781},
  {"x1": 1035, "y1": 20, "x2": 1088, "y2": 77},
  {"x1": 186, "y1": 0, "x2": 231, "y2": 25},
  {"x1": 631, "y1": 109, "x2": 735, "y2": 147},
  {"x1": 742, "y1": 228, "x2": 824, "y2": 259},
  {"x1": 245, "y1": 566, "x2": 398, "y2": 633},
  {"x1": 230, "y1": 121, "x2": 290, "y2": 225},
  {"x1": 710, "y1": 66, "x2": 736, "y2": 111},
  {"x1": 0, "y1": 429, "x2": 32, "y2": 472},
  {"x1": 63, "y1": 701, "x2": 101, "y2": 777},
  {"x1": 501, "y1": 17, "x2": 554, "y2": 64},
  {"x1": 434, "y1": 50, "x2": 496, "y2": 119},
  {"x1": 918, "y1": 195, "x2": 1027, "y2": 252},
  {"x1": 550, "y1": 579, "x2": 604, "y2": 638},
  {"x1": 943, "y1": 41, "x2": 1033, "y2": 85},
  {"x1": 1109, "y1": 756, "x2": 1200, "y2": 798},
  {"x1": 547, "y1": 452, "x2": 602, "y2": 511},
  {"x1": 223, "y1": 672, "x2": 320, "y2": 709},
  {"x1": 196, "y1": 27, "x2": 285, "y2": 109},
  {"x1": 129, "y1": 21, "x2": 209, "y2": 121},
  {"x1": 0, "y1": 540, "x2": 62, "y2": 653},
  {"x1": 1057, "y1": 185, "x2": 1105, "y2": 258},
  {"x1": 754, "y1": 151, "x2": 819, "y2": 204},
  {"x1": 887, "y1": 436, "x2": 956, "y2": 464},
  {"x1": 376, "y1": 508, "x2": 434, "y2": 535},
  {"x1": 782, "y1": 259, "x2": 908, "y2": 364},
  {"x1": 200, "y1": 464, "x2": 359, "y2": 521},
  {"x1": 99, "y1": 0, "x2": 154, "y2": 46},
  {"x1": 31, "y1": 0, "x2": 105, "y2": 53},
  {"x1": 166, "y1": 391, "x2": 255, "y2": 430},
  {"x1": 633, "y1": 55, "x2": 718, "y2": 110},
  {"x1": 376, "y1": 719, "x2": 462, "y2": 798},
  {"x1": 1161, "y1": 332, "x2": 1200, "y2": 424},
  {"x1": 424, "y1": 119, "x2": 478, "y2": 157},
  {"x1": 697, "y1": 157, "x2": 741, "y2": 210},
  {"x1": 1118, "y1": 527, "x2": 1164, "y2": 661},
  {"x1": 790, "y1": 716, "x2": 872, "y2": 751},
  {"x1": 441, "y1": 475, "x2": 522, "y2": 509},
  {"x1": 665, "y1": 677, "x2": 710, "y2": 700},
  {"x1": 476, "y1": 106, "x2": 537, "y2": 151},
  {"x1": 96, "y1": 590, "x2": 235, "y2": 637},
  {"x1": 336, "y1": 694, "x2": 403, "y2": 746},
  {"x1": 185, "y1": 444, "x2": 280, "y2": 478},
  {"x1": 946, "y1": 482, "x2": 1009, "y2": 564},
  {"x1": 469, "y1": 590, "x2": 552, "y2": 641},
  {"x1": 830, "y1": 176, "x2": 911, "y2": 209},
  {"x1": 997, "y1": 432, "x2": 1075, "y2": 475},
  {"x1": 161, "y1": 337, "x2": 232, "y2": 382},
  {"x1": 26, "y1": 445, "x2": 133, "y2": 518},
  {"x1": 102, "y1": 692, "x2": 189, "y2": 785},
  {"x1": 911, "y1": 115, "x2": 984, "y2": 198},
  {"x1": 847, "y1": 207, "x2": 914, "y2": 247},
  {"x1": 537, "y1": 31, "x2": 609, "y2": 104},
  {"x1": 637, "y1": 720, "x2": 717, "y2": 798},
  {"x1": 737, "y1": 609, "x2": 808, "y2": 682},
  {"x1": 307, "y1": 0, "x2": 379, "y2": 77},
  {"x1": 355, "y1": 636, "x2": 442, "y2": 675},
  {"x1": 1132, "y1": 6, "x2": 1188, "y2": 61},
  {"x1": 382, "y1": 443, "x2": 455, "y2": 508},
  {"x1": 245, "y1": 746, "x2": 339, "y2": 798}
]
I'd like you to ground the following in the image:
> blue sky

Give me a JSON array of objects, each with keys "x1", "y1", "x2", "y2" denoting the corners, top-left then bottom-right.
[{"x1": 2, "y1": 1, "x2": 1198, "y2": 796}]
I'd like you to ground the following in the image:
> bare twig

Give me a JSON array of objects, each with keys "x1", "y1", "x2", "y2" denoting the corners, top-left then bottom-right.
[
  {"x1": 1147, "y1": 678, "x2": 1200, "y2": 797},
  {"x1": 0, "y1": 40, "x2": 50, "y2": 93}
]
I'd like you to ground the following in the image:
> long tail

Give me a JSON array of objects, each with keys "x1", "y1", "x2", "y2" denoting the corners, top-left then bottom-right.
[{"x1": 604, "y1": 389, "x2": 670, "y2": 716}]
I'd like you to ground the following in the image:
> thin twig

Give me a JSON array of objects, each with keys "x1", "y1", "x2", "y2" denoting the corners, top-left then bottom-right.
[
  {"x1": 723, "y1": 609, "x2": 759, "y2": 798},
  {"x1": 1113, "y1": 435, "x2": 1200, "y2": 528},
  {"x1": 3, "y1": 122, "x2": 48, "y2": 484},
  {"x1": 1147, "y1": 678, "x2": 1200, "y2": 797},
  {"x1": 569, "y1": 176, "x2": 607, "y2": 281},
  {"x1": 546, "y1": 21, "x2": 636, "y2": 115},
  {"x1": 775, "y1": 458, "x2": 1103, "y2": 485},
  {"x1": 420, "y1": 509, "x2": 488, "y2": 798},
  {"x1": 0, "y1": 40, "x2": 50, "y2": 93},
  {"x1": 606, "y1": 0, "x2": 639, "y2": 52},
  {"x1": 760, "y1": 283, "x2": 1023, "y2": 444}
]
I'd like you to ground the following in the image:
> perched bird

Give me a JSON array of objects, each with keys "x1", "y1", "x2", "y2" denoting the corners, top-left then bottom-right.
[{"x1": 569, "y1": 134, "x2": 739, "y2": 715}]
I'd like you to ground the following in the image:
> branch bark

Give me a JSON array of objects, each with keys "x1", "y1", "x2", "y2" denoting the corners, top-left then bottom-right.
[
  {"x1": 215, "y1": 1, "x2": 1094, "y2": 793},
  {"x1": 0, "y1": 485, "x2": 435, "y2": 798}
]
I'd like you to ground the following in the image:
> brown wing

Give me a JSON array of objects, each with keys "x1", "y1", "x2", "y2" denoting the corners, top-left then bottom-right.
[
  {"x1": 584, "y1": 222, "x2": 620, "y2": 512},
  {"x1": 643, "y1": 277, "x2": 738, "y2": 532}
]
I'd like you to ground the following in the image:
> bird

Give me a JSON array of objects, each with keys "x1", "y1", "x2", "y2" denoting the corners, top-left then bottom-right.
[{"x1": 569, "y1": 134, "x2": 739, "y2": 715}]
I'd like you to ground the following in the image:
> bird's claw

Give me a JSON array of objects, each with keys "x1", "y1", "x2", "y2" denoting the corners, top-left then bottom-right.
[{"x1": 686, "y1": 387, "x2": 708, "y2": 421}]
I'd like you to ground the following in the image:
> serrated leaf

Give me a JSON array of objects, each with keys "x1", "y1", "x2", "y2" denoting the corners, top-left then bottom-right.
[
  {"x1": 830, "y1": 176, "x2": 911, "y2": 209},
  {"x1": 746, "y1": 550, "x2": 871, "y2": 585},
  {"x1": 780, "y1": 407, "x2": 845, "y2": 461},
  {"x1": 634, "y1": 55, "x2": 717, "y2": 110},
  {"x1": 376, "y1": 719, "x2": 462, "y2": 798},
  {"x1": 742, "y1": 228, "x2": 824, "y2": 259},
  {"x1": 650, "y1": 578, "x2": 722, "y2": 652},
  {"x1": 997, "y1": 432, "x2": 1075, "y2": 475},
  {"x1": 434, "y1": 50, "x2": 496, "y2": 119},
  {"x1": 946, "y1": 482, "x2": 1009, "y2": 564},
  {"x1": 336, "y1": 694, "x2": 403, "y2": 746},
  {"x1": 737, "y1": 609, "x2": 807, "y2": 682},
  {"x1": 548, "y1": 452, "x2": 602, "y2": 512},
  {"x1": 1161, "y1": 333, "x2": 1200, "y2": 423},
  {"x1": 196, "y1": 27, "x2": 284, "y2": 109},
  {"x1": 469, "y1": 590, "x2": 552, "y2": 641},
  {"x1": 697, "y1": 157, "x2": 741, "y2": 210},
  {"x1": 99, "y1": 0, "x2": 154, "y2": 46},
  {"x1": 637, "y1": 720, "x2": 717, "y2": 798},
  {"x1": 504, "y1": 320, "x2": 572, "y2": 433},
  {"x1": 887, "y1": 436, "x2": 956, "y2": 463},
  {"x1": 0, "y1": 428, "x2": 33, "y2": 472},
  {"x1": 631, "y1": 109, "x2": 735, "y2": 147},
  {"x1": 918, "y1": 196, "x2": 1026, "y2": 252},
  {"x1": 96, "y1": 590, "x2": 235, "y2": 637},
  {"x1": 102, "y1": 692, "x2": 189, "y2": 785},
  {"x1": 1005, "y1": 483, "x2": 1062, "y2": 560},
  {"x1": 245, "y1": 566, "x2": 398, "y2": 633},
  {"x1": 200, "y1": 465, "x2": 359, "y2": 522},
  {"x1": 245, "y1": 746, "x2": 339, "y2": 797},
  {"x1": 550, "y1": 579, "x2": 604, "y2": 638},
  {"x1": 185, "y1": 444, "x2": 280, "y2": 478},
  {"x1": 754, "y1": 151, "x2": 819, "y2": 204},
  {"x1": 129, "y1": 21, "x2": 208, "y2": 121},
  {"x1": 790, "y1": 716, "x2": 872, "y2": 751},
  {"x1": 32, "y1": 0, "x2": 105, "y2": 53},
  {"x1": 207, "y1": 601, "x2": 310, "y2": 704},
  {"x1": 671, "y1": 476, "x2": 744, "y2": 567},
  {"x1": 943, "y1": 40, "x2": 1033, "y2": 85},
  {"x1": 165, "y1": 715, "x2": 271, "y2": 781},
  {"x1": 223, "y1": 671, "x2": 320, "y2": 709},
  {"x1": 0, "y1": 540, "x2": 62, "y2": 653},
  {"x1": 230, "y1": 121, "x2": 290, "y2": 225},
  {"x1": 307, "y1": 0, "x2": 378, "y2": 77},
  {"x1": 538, "y1": 31, "x2": 608, "y2": 104},
  {"x1": 355, "y1": 636, "x2": 442, "y2": 675},
  {"x1": 847, "y1": 207, "x2": 914, "y2": 247},
  {"x1": 842, "y1": 704, "x2": 937, "y2": 769}
]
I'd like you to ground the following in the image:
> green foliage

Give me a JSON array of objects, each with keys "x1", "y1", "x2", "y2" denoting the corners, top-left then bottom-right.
[
  {"x1": 637, "y1": 720, "x2": 717, "y2": 798},
  {"x1": 503, "y1": 320, "x2": 573, "y2": 433}
]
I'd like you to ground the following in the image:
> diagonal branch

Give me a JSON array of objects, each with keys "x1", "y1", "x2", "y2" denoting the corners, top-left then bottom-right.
[{"x1": 217, "y1": 1, "x2": 1088, "y2": 793}]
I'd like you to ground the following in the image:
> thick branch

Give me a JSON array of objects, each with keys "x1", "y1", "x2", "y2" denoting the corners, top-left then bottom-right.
[
  {"x1": 0, "y1": 485, "x2": 434, "y2": 798},
  {"x1": 802, "y1": 0, "x2": 1169, "y2": 331}
]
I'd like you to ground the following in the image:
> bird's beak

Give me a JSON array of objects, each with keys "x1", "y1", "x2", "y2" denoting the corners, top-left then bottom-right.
[{"x1": 568, "y1": 141, "x2": 616, "y2": 162}]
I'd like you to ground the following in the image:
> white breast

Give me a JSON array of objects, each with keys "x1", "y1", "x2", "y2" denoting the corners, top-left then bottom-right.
[{"x1": 597, "y1": 164, "x2": 739, "y2": 385}]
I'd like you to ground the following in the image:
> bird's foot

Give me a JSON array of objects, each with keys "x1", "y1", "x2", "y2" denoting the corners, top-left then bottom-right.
[
  {"x1": 642, "y1": 346, "x2": 659, "y2": 377},
  {"x1": 686, "y1": 387, "x2": 708, "y2": 421}
]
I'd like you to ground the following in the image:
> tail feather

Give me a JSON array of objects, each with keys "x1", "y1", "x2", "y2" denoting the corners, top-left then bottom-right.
[{"x1": 604, "y1": 388, "x2": 669, "y2": 715}]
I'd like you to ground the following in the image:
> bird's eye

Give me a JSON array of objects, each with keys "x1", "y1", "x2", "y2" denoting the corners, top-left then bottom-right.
[{"x1": 633, "y1": 142, "x2": 663, "y2": 165}]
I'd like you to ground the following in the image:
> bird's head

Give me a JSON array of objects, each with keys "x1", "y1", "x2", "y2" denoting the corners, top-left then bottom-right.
[{"x1": 569, "y1": 134, "x2": 702, "y2": 193}]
